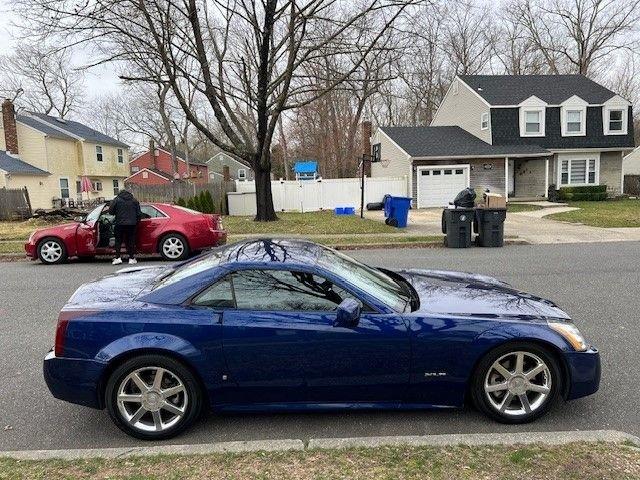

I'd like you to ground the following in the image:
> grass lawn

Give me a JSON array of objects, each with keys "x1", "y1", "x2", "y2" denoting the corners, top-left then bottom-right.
[
  {"x1": 0, "y1": 218, "x2": 69, "y2": 242},
  {"x1": 228, "y1": 234, "x2": 443, "y2": 248},
  {"x1": 547, "y1": 199, "x2": 640, "y2": 227},
  {"x1": 1, "y1": 442, "x2": 638, "y2": 479},
  {"x1": 507, "y1": 203, "x2": 544, "y2": 213}
]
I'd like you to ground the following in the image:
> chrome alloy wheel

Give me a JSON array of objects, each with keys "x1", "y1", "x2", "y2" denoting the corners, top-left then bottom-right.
[
  {"x1": 162, "y1": 237, "x2": 185, "y2": 259},
  {"x1": 116, "y1": 367, "x2": 188, "y2": 432},
  {"x1": 40, "y1": 240, "x2": 63, "y2": 263},
  {"x1": 484, "y1": 351, "x2": 552, "y2": 417}
]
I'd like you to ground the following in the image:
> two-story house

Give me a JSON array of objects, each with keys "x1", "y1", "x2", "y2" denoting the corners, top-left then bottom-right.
[
  {"x1": 371, "y1": 75, "x2": 635, "y2": 207},
  {"x1": 206, "y1": 151, "x2": 253, "y2": 181},
  {"x1": 0, "y1": 99, "x2": 130, "y2": 209},
  {"x1": 127, "y1": 142, "x2": 209, "y2": 185}
]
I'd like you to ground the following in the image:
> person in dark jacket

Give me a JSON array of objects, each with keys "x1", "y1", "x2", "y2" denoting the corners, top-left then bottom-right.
[{"x1": 108, "y1": 190, "x2": 142, "y2": 265}]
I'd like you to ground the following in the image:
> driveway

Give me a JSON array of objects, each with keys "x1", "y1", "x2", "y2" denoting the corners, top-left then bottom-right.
[
  {"x1": 365, "y1": 208, "x2": 640, "y2": 244},
  {"x1": 1, "y1": 242, "x2": 639, "y2": 451}
]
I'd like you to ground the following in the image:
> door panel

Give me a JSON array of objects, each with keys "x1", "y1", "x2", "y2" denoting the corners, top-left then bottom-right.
[
  {"x1": 304, "y1": 313, "x2": 410, "y2": 403},
  {"x1": 137, "y1": 218, "x2": 165, "y2": 252},
  {"x1": 220, "y1": 310, "x2": 309, "y2": 403},
  {"x1": 75, "y1": 222, "x2": 96, "y2": 256}
]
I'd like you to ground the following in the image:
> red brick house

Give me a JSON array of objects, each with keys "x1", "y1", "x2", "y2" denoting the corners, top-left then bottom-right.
[{"x1": 126, "y1": 143, "x2": 209, "y2": 185}]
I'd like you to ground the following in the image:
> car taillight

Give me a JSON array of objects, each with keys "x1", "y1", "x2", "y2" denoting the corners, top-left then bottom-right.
[
  {"x1": 54, "y1": 317, "x2": 69, "y2": 357},
  {"x1": 54, "y1": 310, "x2": 91, "y2": 357}
]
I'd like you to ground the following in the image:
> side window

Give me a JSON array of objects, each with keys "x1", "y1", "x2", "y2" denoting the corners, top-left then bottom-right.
[
  {"x1": 140, "y1": 205, "x2": 164, "y2": 218},
  {"x1": 192, "y1": 277, "x2": 235, "y2": 308},
  {"x1": 232, "y1": 269, "x2": 357, "y2": 311}
]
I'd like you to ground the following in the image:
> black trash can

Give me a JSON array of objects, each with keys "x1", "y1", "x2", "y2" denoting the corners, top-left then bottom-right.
[
  {"x1": 475, "y1": 208, "x2": 507, "y2": 247},
  {"x1": 442, "y1": 208, "x2": 474, "y2": 248}
]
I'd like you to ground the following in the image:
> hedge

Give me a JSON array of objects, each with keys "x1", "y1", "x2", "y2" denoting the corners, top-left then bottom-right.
[{"x1": 558, "y1": 185, "x2": 608, "y2": 201}]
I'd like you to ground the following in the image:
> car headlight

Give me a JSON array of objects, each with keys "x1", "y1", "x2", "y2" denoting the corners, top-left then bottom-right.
[{"x1": 548, "y1": 321, "x2": 588, "y2": 351}]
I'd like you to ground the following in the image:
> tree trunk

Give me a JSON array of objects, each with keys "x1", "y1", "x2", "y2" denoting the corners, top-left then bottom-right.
[{"x1": 254, "y1": 154, "x2": 277, "y2": 221}]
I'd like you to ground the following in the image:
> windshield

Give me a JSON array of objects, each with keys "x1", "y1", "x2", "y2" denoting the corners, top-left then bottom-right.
[
  {"x1": 318, "y1": 248, "x2": 410, "y2": 312},
  {"x1": 154, "y1": 251, "x2": 223, "y2": 289},
  {"x1": 85, "y1": 205, "x2": 104, "y2": 224}
]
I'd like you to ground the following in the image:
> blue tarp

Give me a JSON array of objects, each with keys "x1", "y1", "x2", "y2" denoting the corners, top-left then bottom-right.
[{"x1": 294, "y1": 160, "x2": 318, "y2": 174}]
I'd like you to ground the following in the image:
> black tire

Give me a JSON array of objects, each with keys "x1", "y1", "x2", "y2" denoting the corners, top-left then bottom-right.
[
  {"x1": 37, "y1": 237, "x2": 68, "y2": 264},
  {"x1": 159, "y1": 233, "x2": 190, "y2": 261},
  {"x1": 105, "y1": 354, "x2": 203, "y2": 440},
  {"x1": 470, "y1": 342, "x2": 562, "y2": 424},
  {"x1": 441, "y1": 212, "x2": 447, "y2": 234},
  {"x1": 387, "y1": 217, "x2": 399, "y2": 227}
]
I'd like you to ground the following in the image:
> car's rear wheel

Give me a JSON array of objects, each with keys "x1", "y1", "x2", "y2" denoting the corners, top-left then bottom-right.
[
  {"x1": 471, "y1": 343, "x2": 561, "y2": 424},
  {"x1": 159, "y1": 233, "x2": 190, "y2": 261},
  {"x1": 105, "y1": 355, "x2": 203, "y2": 440},
  {"x1": 37, "y1": 237, "x2": 67, "y2": 264}
]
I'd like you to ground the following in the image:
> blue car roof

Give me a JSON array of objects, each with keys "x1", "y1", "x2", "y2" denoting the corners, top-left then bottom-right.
[{"x1": 217, "y1": 238, "x2": 325, "y2": 266}]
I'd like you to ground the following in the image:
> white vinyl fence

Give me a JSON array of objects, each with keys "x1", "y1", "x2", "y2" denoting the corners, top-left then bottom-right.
[{"x1": 228, "y1": 176, "x2": 408, "y2": 216}]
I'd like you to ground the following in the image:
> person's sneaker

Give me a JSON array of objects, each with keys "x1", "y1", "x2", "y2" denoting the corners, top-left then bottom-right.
[
  {"x1": 112, "y1": 258, "x2": 123, "y2": 265},
  {"x1": 128, "y1": 258, "x2": 138, "y2": 265}
]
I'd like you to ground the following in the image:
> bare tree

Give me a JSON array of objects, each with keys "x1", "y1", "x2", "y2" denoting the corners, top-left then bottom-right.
[
  {"x1": 0, "y1": 44, "x2": 84, "y2": 117},
  {"x1": 17, "y1": 0, "x2": 419, "y2": 221},
  {"x1": 510, "y1": 0, "x2": 640, "y2": 75}
]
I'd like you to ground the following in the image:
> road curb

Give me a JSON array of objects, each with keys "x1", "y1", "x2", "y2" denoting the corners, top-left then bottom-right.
[{"x1": 1, "y1": 430, "x2": 638, "y2": 460}]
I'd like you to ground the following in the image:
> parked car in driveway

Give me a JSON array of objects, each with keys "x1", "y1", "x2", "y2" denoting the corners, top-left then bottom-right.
[
  {"x1": 43, "y1": 239, "x2": 600, "y2": 440},
  {"x1": 25, "y1": 203, "x2": 227, "y2": 264}
]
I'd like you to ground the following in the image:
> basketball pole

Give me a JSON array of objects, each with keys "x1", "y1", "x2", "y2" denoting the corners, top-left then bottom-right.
[{"x1": 360, "y1": 153, "x2": 374, "y2": 219}]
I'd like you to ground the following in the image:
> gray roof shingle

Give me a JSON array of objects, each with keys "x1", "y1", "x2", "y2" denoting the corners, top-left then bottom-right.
[
  {"x1": 24, "y1": 112, "x2": 129, "y2": 148},
  {"x1": 380, "y1": 126, "x2": 549, "y2": 158},
  {"x1": 17, "y1": 115, "x2": 76, "y2": 141},
  {"x1": 0, "y1": 151, "x2": 50, "y2": 175},
  {"x1": 458, "y1": 75, "x2": 620, "y2": 106}
]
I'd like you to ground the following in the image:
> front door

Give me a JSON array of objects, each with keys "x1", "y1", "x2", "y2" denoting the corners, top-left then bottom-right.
[
  {"x1": 75, "y1": 204, "x2": 104, "y2": 255},
  {"x1": 219, "y1": 268, "x2": 410, "y2": 405}
]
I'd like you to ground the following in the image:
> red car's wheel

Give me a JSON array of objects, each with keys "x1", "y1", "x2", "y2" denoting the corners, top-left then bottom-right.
[
  {"x1": 37, "y1": 237, "x2": 68, "y2": 265},
  {"x1": 159, "y1": 233, "x2": 190, "y2": 261}
]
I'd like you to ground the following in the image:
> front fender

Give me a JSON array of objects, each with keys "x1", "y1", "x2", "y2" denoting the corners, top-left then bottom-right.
[{"x1": 474, "y1": 321, "x2": 574, "y2": 354}]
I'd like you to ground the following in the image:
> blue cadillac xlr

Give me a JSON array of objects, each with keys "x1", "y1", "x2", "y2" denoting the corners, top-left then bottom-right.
[{"x1": 44, "y1": 239, "x2": 600, "y2": 439}]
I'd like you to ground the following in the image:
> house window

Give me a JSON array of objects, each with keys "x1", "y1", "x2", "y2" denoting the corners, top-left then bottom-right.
[
  {"x1": 96, "y1": 145, "x2": 103, "y2": 162},
  {"x1": 559, "y1": 157, "x2": 598, "y2": 186},
  {"x1": 608, "y1": 109, "x2": 624, "y2": 132},
  {"x1": 524, "y1": 110, "x2": 542, "y2": 134},
  {"x1": 92, "y1": 180, "x2": 103, "y2": 192},
  {"x1": 480, "y1": 112, "x2": 489, "y2": 130},
  {"x1": 113, "y1": 179, "x2": 120, "y2": 195},
  {"x1": 142, "y1": 171, "x2": 149, "y2": 179},
  {"x1": 76, "y1": 180, "x2": 82, "y2": 194},
  {"x1": 565, "y1": 110, "x2": 583, "y2": 135},
  {"x1": 117, "y1": 148, "x2": 124, "y2": 163},
  {"x1": 131, "y1": 166, "x2": 140, "y2": 172},
  {"x1": 59, "y1": 178, "x2": 70, "y2": 199},
  {"x1": 238, "y1": 168, "x2": 247, "y2": 180}
]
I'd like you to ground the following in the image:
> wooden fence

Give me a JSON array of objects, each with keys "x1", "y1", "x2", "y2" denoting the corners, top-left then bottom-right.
[
  {"x1": 0, "y1": 187, "x2": 32, "y2": 220},
  {"x1": 624, "y1": 175, "x2": 640, "y2": 196},
  {"x1": 125, "y1": 181, "x2": 236, "y2": 214}
]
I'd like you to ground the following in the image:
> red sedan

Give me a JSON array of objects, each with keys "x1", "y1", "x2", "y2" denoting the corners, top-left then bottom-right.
[{"x1": 25, "y1": 203, "x2": 227, "y2": 264}]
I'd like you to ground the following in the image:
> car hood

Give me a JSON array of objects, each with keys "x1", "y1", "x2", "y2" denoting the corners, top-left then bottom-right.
[
  {"x1": 66, "y1": 265, "x2": 170, "y2": 307},
  {"x1": 32, "y1": 222, "x2": 79, "y2": 238},
  {"x1": 399, "y1": 269, "x2": 570, "y2": 320}
]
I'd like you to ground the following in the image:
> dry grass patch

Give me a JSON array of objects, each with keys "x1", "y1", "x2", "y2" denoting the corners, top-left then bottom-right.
[{"x1": 1, "y1": 442, "x2": 638, "y2": 480}]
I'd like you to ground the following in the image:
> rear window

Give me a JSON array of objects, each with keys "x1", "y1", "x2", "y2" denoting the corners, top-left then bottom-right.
[
  {"x1": 172, "y1": 205, "x2": 203, "y2": 215},
  {"x1": 154, "y1": 252, "x2": 222, "y2": 288}
]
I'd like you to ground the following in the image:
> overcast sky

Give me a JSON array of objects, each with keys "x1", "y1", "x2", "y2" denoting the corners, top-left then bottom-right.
[{"x1": 0, "y1": 0, "x2": 121, "y2": 97}]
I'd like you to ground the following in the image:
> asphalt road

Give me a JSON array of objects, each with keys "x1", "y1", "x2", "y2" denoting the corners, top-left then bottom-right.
[{"x1": 1, "y1": 242, "x2": 639, "y2": 451}]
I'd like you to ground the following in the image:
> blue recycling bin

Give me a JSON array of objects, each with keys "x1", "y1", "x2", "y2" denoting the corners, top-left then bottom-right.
[
  {"x1": 386, "y1": 196, "x2": 411, "y2": 228},
  {"x1": 383, "y1": 194, "x2": 392, "y2": 217}
]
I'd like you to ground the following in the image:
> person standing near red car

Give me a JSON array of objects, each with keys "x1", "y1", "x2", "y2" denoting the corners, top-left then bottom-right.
[{"x1": 108, "y1": 189, "x2": 142, "y2": 265}]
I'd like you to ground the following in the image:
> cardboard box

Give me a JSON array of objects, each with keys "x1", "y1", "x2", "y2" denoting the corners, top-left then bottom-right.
[{"x1": 484, "y1": 193, "x2": 506, "y2": 209}]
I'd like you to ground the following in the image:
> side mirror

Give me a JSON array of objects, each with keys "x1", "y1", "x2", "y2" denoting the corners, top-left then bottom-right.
[{"x1": 334, "y1": 298, "x2": 361, "y2": 328}]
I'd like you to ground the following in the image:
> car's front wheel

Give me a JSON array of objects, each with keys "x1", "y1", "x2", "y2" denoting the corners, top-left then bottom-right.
[
  {"x1": 105, "y1": 355, "x2": 203, "y2": 440},
  {"x1": 37, "y1": 237, "x2": 67, "y2": 264},
  {"x1": 471, "y1": 343, "x2": 561, "y2": 424},
  {"x1": 159, "y1": 233, "x2": 190, "y2": 261}
]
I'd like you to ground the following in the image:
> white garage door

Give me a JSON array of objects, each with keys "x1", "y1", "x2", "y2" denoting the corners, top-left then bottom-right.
[{"x1": 417, "y1": 165, "x2": 469, "y2": 208}]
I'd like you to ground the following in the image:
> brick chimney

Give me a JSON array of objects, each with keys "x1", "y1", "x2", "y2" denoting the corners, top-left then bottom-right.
[
  {"x1": 2, "y1": 99, "x2": 19, "y2": 155},
  {"x1": 362, "y1": 120, "x2": 372, "y2": 176},
  {"x1": 149, "y1": 139, "x2": 157, "y2": 169}
]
